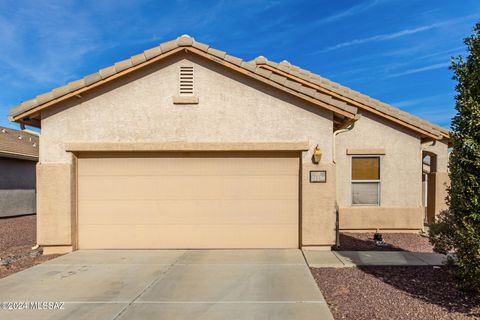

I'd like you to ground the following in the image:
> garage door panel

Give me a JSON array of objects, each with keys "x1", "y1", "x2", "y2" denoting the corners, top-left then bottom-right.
[
  {"x1": 79, "y1": 199, "x2": 298, "y2": 225},
  {"x1": 78, "y1": 153, "x2": 299, "y2": 249},
  {"x1": 78, "y1": 224, "x2": 299, "y2": 249},
  {"x1": 79, "y1": 154, "x2": 299, "y2": 177},
  {"x1": 78, "y1": 175, "x2": 298, "y2": 201}
]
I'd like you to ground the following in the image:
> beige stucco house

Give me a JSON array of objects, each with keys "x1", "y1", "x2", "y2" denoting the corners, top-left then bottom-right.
[{"x1": 9, "y1": 35, "x2": 450, "y2": 254}]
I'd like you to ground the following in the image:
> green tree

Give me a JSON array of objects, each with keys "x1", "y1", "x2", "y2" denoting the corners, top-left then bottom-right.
[{"x1": 429, "y1": 22, "x2": 480, "y2": 293}]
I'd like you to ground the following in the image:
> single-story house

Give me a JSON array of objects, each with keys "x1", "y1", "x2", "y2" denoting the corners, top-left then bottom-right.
[
  {"x1": 9, "y1": 35, "x2": 450, "y2": 254},
  {"x1": 0, "y1": 125, "x2": 38, "y2": 217}
]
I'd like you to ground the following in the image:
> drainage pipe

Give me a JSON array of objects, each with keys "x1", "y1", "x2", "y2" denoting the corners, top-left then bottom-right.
[{"x1": 333, "y1": 114, "x2": 361, "y2": 248}]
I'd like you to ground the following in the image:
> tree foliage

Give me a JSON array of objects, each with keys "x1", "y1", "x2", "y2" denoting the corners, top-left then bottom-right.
[{"x1": 429, "y1": 22, "x2": 480, "y2": 293}]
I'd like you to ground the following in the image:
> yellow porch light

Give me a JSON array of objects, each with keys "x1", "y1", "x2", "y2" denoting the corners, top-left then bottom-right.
[{"x1": 313, "y1": 145, "x2": 322, "y2": 164}]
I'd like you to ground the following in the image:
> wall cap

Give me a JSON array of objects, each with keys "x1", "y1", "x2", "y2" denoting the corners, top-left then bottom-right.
[
  {"x1": 346, "y1": 148, "x2": 386, "y2": 155},
  {"x1": 65, "y1": 141, "x2": 310, "y2": 152}
]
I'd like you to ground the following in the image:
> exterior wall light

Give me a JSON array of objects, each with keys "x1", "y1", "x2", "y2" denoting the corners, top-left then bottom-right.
[{"x1": 312, "y1": 145, "x2": 322, "y2": 164}]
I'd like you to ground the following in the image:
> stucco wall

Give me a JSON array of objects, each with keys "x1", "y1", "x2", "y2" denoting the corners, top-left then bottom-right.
[
  {"x1": 422, "y1": 139, "x2": 449, "y2": 171},
  {"x1": 37, "y1": 162, "x2": 74, "y2": 246},
  {"x1": 38, "y1": 52, "x2": 336, "y2": 248},
  {"x1": 340, "y1": 207, "x2": 424, "y2": 231},
  {"x1": 0, "y1": 157, "x2": 36, "y2": 217},
  {"x1": 40, "y1": 53, "x2": 333, "y2": 164},
  {"x1": 336, "y1": 111, "x2": 424, "y2": 231},
  {"x1": 302, "y1": 162, "x2": 336, "y2": 246},
  {"x1": 423, "y1": 138, "x2": 450, "y2": 222}
]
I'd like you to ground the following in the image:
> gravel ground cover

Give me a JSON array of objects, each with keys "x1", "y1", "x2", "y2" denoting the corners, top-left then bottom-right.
[
  {"x1": 312, "y1": 266, "x2": 480, "y2": 320},
  {"x1": 0, "y1": 215, "x2": 59, "y2": 279},
  {"x1": 337, "y1": 232, "x2": 434, "y2": 252}
]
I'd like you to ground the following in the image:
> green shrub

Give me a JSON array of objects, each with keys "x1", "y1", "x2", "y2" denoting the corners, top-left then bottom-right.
[{"x1": 429, "y1": 22, "x2": 480, "y2": 294}]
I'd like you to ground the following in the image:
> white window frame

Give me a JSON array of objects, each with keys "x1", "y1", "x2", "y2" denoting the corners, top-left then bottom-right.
[{"x1": 351, "y1": 155, "x2": 381, "y2": 206}]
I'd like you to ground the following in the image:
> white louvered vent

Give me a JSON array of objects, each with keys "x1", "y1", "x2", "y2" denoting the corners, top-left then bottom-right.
[{"x1": 179, "y1": 66, "x2": 194, "y2": 95}]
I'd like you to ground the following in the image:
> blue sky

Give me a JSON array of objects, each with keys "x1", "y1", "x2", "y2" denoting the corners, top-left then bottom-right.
[{"x1": 1, "y1": 0, "x2": 479, "y2": 130}]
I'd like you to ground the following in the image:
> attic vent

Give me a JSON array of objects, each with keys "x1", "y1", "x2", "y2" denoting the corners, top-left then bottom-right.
[{"x1": 179, "y1": 66, "x2": 194, "y2": 95}]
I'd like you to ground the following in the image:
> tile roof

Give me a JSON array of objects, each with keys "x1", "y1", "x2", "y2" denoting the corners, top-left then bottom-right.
[
  {"x1": 9, "y1": 35, "x2": 448, "y2": 139},
  {"x1": 0, "y1": 126, "x2": 39, "y2": 160},
  {"x1": 253, "y1": 58, "x2": 449, "y2": 138}
]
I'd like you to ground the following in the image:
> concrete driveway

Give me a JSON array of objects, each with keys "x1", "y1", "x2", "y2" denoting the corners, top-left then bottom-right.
[{"x1": 0, "y1": 250, "x2": 333, "y2": 319}]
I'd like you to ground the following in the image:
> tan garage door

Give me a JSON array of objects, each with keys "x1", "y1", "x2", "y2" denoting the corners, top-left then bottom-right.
[{"x1": 77, "y1": 152, "x2": 299, "y2": 249}]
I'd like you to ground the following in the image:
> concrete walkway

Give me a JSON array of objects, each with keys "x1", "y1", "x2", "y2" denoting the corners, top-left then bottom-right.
[
  {"x1": 303, "y1": 250, "x2": 450, "y2": 268},
  {"x1": 0, "y1": 250, "x2": 333, "y2": 320}
]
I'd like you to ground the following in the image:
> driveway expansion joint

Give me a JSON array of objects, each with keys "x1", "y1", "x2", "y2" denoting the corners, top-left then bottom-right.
[{"x1": 111, "y1": 250, "x2": 188, "y2": 320}]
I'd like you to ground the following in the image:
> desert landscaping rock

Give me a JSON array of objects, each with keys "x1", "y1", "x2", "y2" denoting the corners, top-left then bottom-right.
[
  {"x1": 311, "y1": 266, "x2": 480, "y2": 320},
  {"x1": 0, "y1": 215, "x2": 59, "y2": 279},
  {"x1": 337, "y1": 232, "x2": 434, "y2": 252}
]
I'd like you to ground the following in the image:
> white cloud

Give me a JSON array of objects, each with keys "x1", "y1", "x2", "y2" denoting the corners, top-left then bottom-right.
[
  {"x1": 316, "y1": 0, "x2": 381, "y2": 24},
  {"x1": 410, "y1": 107, "x2": 455, "y2": 127},
  {"x1": 390, "y1": 93, "x2": 452, "y2": 107},
  {"x1": 386, "y1": 62, "x2": 451, "y2": 78},
  {"x1": 310, "y1": 13, "x2": 479, "y2": 55},
  {"x1": 310, "y1": 24, "x2": 439, "y2": 54},
  {"x1": 0, "y1": 2, "x2": 101, "y2": 85}
]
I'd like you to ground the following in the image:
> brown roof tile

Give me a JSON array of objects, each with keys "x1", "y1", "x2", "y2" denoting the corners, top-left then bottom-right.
[
  {"x1": 68, "y1": 79, "x2": 85, "y2": 92},
  {"x1": 114, "y1": 59, "x2": 133, "y2": 73},
  {"x1": 177, "y1": 34, "x2": 193, "y2": 46},
  {"x1": 224, "y1": 55, "x2": 243, "y2": 66},
  {"x1": 99, "y1": 66, "x2": 116, "y2": 79},
  {"x1": 84, "y1": 72, "x2": 102, "y2": 86},
  {"x1": 131, "y1": 53, "x2": 147, "y2": 66},
  {"x1": 192, "y1": 41, "x2": 209, "y2": 51},
  {"x1": 51, "y1": 85, "x2": 70, "y2": 99},
  {"x1": 241, "y1": 61, "x2": 256, "y2": 73},
  {"x1": 159, "y1": 39, "x2": 177, "y2": 53},
  {"x1": 144, "y1": 46, "x2": 162, "y2": 60},
  {"x1": 207, "y1": 47, "x2": 227, "y2": 59}
]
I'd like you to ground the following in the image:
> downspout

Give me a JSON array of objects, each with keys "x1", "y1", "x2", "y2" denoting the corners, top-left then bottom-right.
[
  {"x1": 19, "y1": 123, "x2": 40, "y2": 136},
  {"x1": 333, "y1": 114, "x2": 361, "y2": 248}
]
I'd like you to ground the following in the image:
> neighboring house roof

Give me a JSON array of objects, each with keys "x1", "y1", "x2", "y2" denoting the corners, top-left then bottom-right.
[
  {"x1": 0, "y1": 126, "x2": 39, "y2": 161},
  {"x1": 9, "y1": 35, "x2": 448, "y2": 140}
]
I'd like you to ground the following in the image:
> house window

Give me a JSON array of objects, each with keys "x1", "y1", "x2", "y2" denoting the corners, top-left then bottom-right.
[{"x1": 351, "y1": 156, "x2": 380, "y2": 205}]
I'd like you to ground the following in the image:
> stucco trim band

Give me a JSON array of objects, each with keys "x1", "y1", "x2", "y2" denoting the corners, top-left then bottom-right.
[
  {"x1": 65, "y1": 141, "x2": 310, "y2": 152},
  {"x1": 172, "y1": 95, "x2": 199, "y2": 104},
  {"x1": 346, "y1": 148, "x2": 386, "y2": 155},
  {"x1": 339, "y1": 207, "x2": 424, "y2": 231}
]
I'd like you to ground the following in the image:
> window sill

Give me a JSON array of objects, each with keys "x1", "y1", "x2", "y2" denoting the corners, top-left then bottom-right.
[
  {"x1": 351, "y1": 204, "x2": 381, "y2": 207},
  {"x1": 347, "y1": 148, "x2": 386, "y2": 155},
  {"x1": 172, "y1": 95, "x2": 199, "y2": 104}
]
